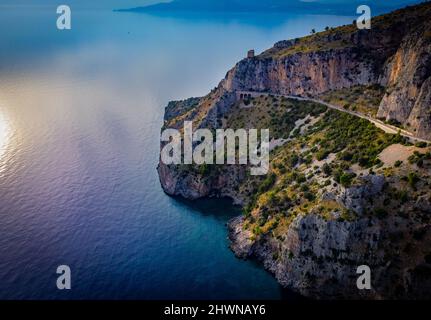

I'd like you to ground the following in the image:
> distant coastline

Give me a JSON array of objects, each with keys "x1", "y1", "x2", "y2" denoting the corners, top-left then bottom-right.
[{"x1": 115, "y1": 0, "x2": 419, "y2": 15}]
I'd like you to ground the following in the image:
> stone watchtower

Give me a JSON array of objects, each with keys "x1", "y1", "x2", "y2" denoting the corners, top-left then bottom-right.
[{"x1": 247, "y1": 49, "x2": 255, "y2": 58}]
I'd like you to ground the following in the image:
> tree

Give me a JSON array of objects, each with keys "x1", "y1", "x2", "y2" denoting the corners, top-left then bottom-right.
[
  {"x1": 340, "y1": 173, "x2": 355, "y2": 187},
  {"x1": 407, "y1": 172, "x2": 419, "y2": 189},
  {"x1": 311, "y1": 29, "x2": 316, "y2": 34},
  {"x1": 394, "y1": 160, "x2": 403, "y2": 167},
  {"x1": 323, "y1": 163, "x2": 332, "y2": 176}
]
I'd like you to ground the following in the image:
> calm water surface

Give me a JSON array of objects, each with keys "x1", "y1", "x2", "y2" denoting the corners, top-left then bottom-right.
[{"x1": 0, "y1": 6, "x2": 353, "y2": 299}]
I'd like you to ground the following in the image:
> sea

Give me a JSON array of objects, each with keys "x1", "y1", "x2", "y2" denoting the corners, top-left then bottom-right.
[{"x1": 0, "y1": 5, "x2": 354, "y2": 299}]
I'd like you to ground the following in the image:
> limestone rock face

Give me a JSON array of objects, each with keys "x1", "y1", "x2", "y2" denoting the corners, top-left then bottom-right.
[
  {"x1": 157, "y1": 163, "x2": 212, "y2": 200},
  {"x1": 157, "y1": 162, "x2": 247, "y2": 204},
  {"x1": 377, "y1": 22, "x2": 431, "y2": 139},
  {"x1": 336, "y1": 175, "x2": 385, "y2": 215},
  {"x1": 158, "y1": 89, "x2": 245, "y2": 203},
  {"x1": 229, "y1": 213, "x2": 431, "y2": 299},
  {"x1": 227, "y1": 173, "x2": 431, "y2": 299},
  {"x1": 221, "y1": 48, "x2": 375, "y2": 97},
  {"x1": 228, "y1": 216, "x2": 254, "y2": 259},
  {"x1": 217, "y1": 3, "x2": 431, "y2": 139}
]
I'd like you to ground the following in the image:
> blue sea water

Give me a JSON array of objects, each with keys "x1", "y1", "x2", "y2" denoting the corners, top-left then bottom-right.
[{"x1": 0, "y1": 6, "x2": 354, "y2": 299}]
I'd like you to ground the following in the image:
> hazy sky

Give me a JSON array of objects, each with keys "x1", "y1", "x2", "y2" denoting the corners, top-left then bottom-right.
[
  {"x1": 0, "y1": 0, "x2": 425, "y2": 10},
  {"x1": 0, "y1": 0, "x2": 167, "y2": 9}
]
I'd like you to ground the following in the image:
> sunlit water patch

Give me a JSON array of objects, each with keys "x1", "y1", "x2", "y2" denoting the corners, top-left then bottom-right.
[{"x1": 0, "y1": 107, "x2": 12, "y2": 173}]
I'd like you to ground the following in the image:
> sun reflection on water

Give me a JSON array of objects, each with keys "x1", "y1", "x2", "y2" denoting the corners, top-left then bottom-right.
[{"x1": 0, "y1": 109, "x2": 11, "y2": 166}]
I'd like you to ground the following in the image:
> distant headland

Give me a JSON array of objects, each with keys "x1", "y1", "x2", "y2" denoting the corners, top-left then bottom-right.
[{"x1": 115, "y1": 0, "x2": 422, "y2": 15}]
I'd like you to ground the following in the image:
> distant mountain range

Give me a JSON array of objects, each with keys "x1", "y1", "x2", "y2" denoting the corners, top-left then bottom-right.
[{"x1": 117, "y1": 0, "x2": 426, "y2": 15}]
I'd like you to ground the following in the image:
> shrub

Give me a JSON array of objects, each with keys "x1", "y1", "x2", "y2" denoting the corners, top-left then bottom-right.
[
  {"x1": 304, "y1": 192, "x2": 316, "y2": 202},
  {"x1": 341, "y1": 152, "x2": 353, "y2": 162},
  {"x1": 407, "y1": 172, "x2": 420, "y2": 189},
  {"x1": 303, "y1": 155, "x2": 313, "y2": 165},
  {"x1": 408, "y1": 151, "x2": 430, "y2": 166},
  {"x1": 300, "y1": 184, "x2": 309, "y2": 192},
  {"x1": 340, "y1": 172, "x2": 356, "y2": 187},
  {"x1": 387, "y1": 119, "x2": 402, "y2": 127},
  {"x1": 258, "y1": 173, "x2": 276, "y2": 194},
  {"x1": 316, "y1": 149, "x2": 330, "y2": 161},
  {"x1": 333, "y1": 169, "x2": 343, "y2": 183},
  {"x1": 288, "y1": 153, "x2": 299, "y2": 166},
  {"x1": 415, "y1": 141, "x2": 427, "y2": 148},
  {"x1": 253, "y1": 226, "x2": 262, "y2": 235},
  {"x1": 323, "y1": 163, "x2": 332, "y2": 176},
  {"x1": 296, "y1": 174, "x2": 307, "y2": 184}
]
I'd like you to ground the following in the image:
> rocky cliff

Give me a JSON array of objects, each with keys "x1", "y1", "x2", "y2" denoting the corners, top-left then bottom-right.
[
  {"x1": 157, "y1": 2, "x2": 431, "y2": 299},
  {"x1": 229, "y1": 211, "x2": 431, "y2": 299},
  {"x1": 377, "y1": 21, "x2": 431, "y2": 138},
  {"x1": 220, "y1": 2, "x2": 431, "y2": 139}
]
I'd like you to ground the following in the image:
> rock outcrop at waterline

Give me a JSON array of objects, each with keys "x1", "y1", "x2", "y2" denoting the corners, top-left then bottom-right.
[
  {"x1": 157, "y1": 2, "x2": 431, "y2": 299},
  {"x1": 228, "y1": 213, "x2": 431, "y2": 299}
]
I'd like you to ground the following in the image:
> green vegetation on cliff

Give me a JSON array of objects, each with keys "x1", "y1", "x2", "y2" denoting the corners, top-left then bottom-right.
[
  {"x1": 318, "y1": 84, "x2": 385, "y2": 116},
  {"x1": 215, "y1": 95, "x2": 430, "y2": 240}
]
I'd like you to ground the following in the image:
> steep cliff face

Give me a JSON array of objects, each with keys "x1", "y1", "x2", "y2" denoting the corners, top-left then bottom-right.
[
  {"x1": 378, "y1": 20, "x2": 431, "y2": 139},
  {"x1": 221, "y1": 48, "x2": 376, "y2": 96},
  {"x1": 229, "y1": 212, "x2": 431, "y2": 299},
  {"x1": 157, "y1": 162, "x2": 246, "y2": 203},
  {"x1": 229, "y1": 166, "x2": 431, "y2": 299},
  {"x1": 219, "y1": 2, "x2": 431, "y2": 138},
  {"x1": 158, "y1": 90, "x2": 243, "y2": 201}
]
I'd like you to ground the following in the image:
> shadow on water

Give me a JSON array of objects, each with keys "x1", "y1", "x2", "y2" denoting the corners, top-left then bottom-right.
[
  {"x1": 170, "y1": 195, "x2": 306, "y2": 300},
  {"x1": 172, "y1": 195, "x2": 242, "y2": 221}
]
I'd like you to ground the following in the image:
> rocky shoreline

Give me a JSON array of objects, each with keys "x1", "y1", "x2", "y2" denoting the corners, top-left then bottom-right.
[{"x1": 227, "y1": 200, "x2": 431, "y2": 299}]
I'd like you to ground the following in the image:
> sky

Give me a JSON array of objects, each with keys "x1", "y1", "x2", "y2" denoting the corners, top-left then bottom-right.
[
  {"x1": 0, "y1": 0, "x2": 168, "y2": 9},
  {"x1": 0, "y1": 0, "x2": 426, "y2": 10}
]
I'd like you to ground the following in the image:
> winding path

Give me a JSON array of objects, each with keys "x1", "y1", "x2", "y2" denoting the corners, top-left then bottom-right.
[{"x1": 237, "y1": 91, "x2": 431, "y2": 144}]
